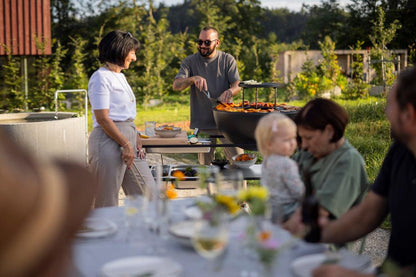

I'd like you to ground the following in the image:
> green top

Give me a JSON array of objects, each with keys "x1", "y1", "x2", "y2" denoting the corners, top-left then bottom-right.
[{"x1": 294, "y1": 140, "x2": 369, "y2": 218}]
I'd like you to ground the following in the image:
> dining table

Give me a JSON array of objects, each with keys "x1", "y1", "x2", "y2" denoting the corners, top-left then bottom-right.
[{"x1": 72, "y1": 197, "x2": 374, "y2": 277}]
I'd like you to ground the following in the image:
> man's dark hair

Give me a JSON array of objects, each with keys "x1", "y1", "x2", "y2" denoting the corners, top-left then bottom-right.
[
  {"x1": 201, "y1": 26, "x2": 219, "y2": 37},
  {"x1": 98, "y1": 30, "x2": 140, "y2": 67},
  {"x1": 294, "y1": 98, "x2": 349, "y2": 143},
  {"x1": 395, "y1": 67, "x2": 416, "y2": 111}
]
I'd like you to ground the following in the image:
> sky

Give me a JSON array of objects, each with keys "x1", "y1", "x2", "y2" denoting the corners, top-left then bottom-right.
[{"x1": 154, "y1": 0, "x2": 352, "y2": 11}]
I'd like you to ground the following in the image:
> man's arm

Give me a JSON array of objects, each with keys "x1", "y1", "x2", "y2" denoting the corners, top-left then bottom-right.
[
  {"x1": 321, "y1": 191, "x2": 388, "y2": 244},
  {"x1": 228, "y1": 80, "x2": 241, "y2": 96},
  {"x1": 218, "y1": 80, "x2": 241, "y2": 102},
  {"x1": 173, "y1": 76, "x2": 207, "y2": 91}
]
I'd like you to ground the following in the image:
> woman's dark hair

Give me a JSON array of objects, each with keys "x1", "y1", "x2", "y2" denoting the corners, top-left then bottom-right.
[
  {"x1": 395, "y1": 67, "x2": 416, "y2": 111},
  {"x1": 98, "y1": 30, "x2": 140, "y2": 67},
  {"x1": 294, "y1": 98, "x2": 349, "y2": 143}
]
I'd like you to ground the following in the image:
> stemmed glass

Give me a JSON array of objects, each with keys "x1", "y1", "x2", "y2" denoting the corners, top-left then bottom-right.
[
  {"x1": 191, "y1": 214, "x2": 229, "y2": 272},
  {"x1": 145, "y1": 165, "x2": 169, "y2": 254}
]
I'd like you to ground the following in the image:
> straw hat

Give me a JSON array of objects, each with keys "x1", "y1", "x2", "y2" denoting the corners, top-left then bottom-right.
[{"x1": 0, "y1": 130, "x2": 97, "y2": 277}]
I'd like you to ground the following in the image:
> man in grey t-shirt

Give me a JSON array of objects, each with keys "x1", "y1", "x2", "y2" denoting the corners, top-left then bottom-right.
[{"x1": 173, "y1": 26, "x2": 243, "y2": 164}]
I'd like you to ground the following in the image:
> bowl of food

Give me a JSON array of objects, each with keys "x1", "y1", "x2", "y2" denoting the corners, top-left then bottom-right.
[
  {"x1": 232, "y1": 153, "x2": 257, "y2": 168},
  {"x1": 154, "y1": 125, "x2": 181, "y2": 138},
  {"x1": 211, "y1": 159, "x2": 228, "y2": 169}
]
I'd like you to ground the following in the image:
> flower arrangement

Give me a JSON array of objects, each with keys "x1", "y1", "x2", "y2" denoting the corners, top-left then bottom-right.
[
  {"x1": 237, "y1": 186, "x2": 269, "y2": 216},
  {"x1": 256, "y1": 230, "x2": 281, "y2": 275},
  {"x1": 195, "y1": 194, "x2": 240, "y2": 226},
  {"x1": 256, "y1": 230, "x2": 280, "y2": 265}
]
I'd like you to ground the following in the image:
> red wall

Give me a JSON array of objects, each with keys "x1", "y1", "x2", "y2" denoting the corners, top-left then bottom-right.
[{"x1": 0, "y1": 0, "x2": 51, "y2": 56}]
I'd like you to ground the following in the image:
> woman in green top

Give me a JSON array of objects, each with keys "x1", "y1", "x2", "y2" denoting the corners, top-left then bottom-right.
[{"x1": 293, "y1": 98, "x2": 369, "y2": 220}]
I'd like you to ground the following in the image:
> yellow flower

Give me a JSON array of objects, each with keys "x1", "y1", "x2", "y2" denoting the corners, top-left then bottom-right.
[
  {"x1": 238, "y1": 186, "x2": 269, "y2": 201},
  {"x1": 166, "y1": 189, "x2": 177, "y2": 199},
  {"x1": 165, "y1": 183, "x2": 178, "y2": 199},
  {"x1": 215, "y1": 194, "x2": 240, "y2": 215}
]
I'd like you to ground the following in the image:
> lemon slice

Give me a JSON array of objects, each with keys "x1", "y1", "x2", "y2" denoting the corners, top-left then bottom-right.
[
  {"x1": 126, "y1": 207, "x2": 138, "y2": 215},
  {"x1": 140, "y1": 134, "x2": 149, "y2": 139},
  {"x1": 189, "y1": 137, "x2": 198, "y2": 144}
]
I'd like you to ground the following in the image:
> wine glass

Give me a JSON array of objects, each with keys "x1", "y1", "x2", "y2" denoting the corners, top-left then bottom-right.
[{"x1": 192, "y1": 215, "x2": 229, "y2": 272}]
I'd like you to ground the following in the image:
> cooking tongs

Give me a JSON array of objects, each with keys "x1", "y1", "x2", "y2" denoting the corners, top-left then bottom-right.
[{"x1": 202, "y1": 90, "x2": 222, "y2": 108}]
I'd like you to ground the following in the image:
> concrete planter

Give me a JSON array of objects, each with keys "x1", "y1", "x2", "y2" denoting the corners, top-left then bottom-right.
[{"x1": 0, "y1": 112, "x2": 87, "y2": 164}]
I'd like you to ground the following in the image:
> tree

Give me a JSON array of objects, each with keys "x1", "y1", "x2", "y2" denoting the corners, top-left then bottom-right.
[
  {"x1": 302, "y1": 0, "x2": 348, "y2": 49},
  {"x1": 31, "y1": 39, "x2": 67, "y2": 110},
  {"x1": 369, "y1": 6, "x2": 401, "y2": 87},
  {"x1": 0, "y1": 44, "x2": 24, "y2": 110}
]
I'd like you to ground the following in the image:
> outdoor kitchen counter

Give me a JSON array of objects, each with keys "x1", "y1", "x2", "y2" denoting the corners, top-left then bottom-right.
[{"x1": 141, "y1": 131, "x2": 211, "y2": 153}]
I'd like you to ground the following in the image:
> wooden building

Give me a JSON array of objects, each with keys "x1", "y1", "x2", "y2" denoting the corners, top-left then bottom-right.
[{"x1": 0, "y1": 0, "x2": 51, "y2": 56}]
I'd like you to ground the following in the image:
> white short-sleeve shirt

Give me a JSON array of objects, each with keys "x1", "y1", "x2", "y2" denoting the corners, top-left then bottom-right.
[{"x1": 88, "y1": 67, "x2": 136, "y2": 127}]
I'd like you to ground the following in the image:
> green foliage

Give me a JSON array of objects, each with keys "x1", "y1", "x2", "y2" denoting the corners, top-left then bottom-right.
[
  {"x1": 31, "y1": 39, "x2": 67, "y2": 110},
  {"x1": 0, "y1": 44, "x2": 24, "y2": 110},
  {"x1": 409, "y1": 41, "x2": 416, "y2": 66},
  {"x1": 343, "y1": 41, "x2": 370, "y2": 99},
  {"x1": 289, "y1": 58, "x2": 321, "y2": 99},
  {"x1": 369, "y1": 7, "x2": 401, "y2": 86},
  {"x1": 340, "y1": 98, "x2": 391, "y2": 183},
  {"x1": 302, "y1": 0, "x2": 348, "y2": 49},
  {"x1": 289, "y1": 37, "x2": 346, "y2": 99},
  {"x1": 65, "y1": 36, "x2": 89, "y2": 112}
]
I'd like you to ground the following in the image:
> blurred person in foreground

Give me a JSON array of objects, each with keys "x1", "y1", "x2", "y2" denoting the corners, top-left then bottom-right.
[
  {"x1": 0, "y1": 129, "x2": 97, "y2": 277},
  {"x1": 172, "y1": 26, "x2": 243, "y2": 165},
  {"x1": 286, "y1": 98, "x2": 369, "y2": 224},
  {"x1": 88, "y1": 30, "x2": 155, "y2": 207},
  {"x1": 311, "y1": 67, "x2": 416, "y2": 276}
]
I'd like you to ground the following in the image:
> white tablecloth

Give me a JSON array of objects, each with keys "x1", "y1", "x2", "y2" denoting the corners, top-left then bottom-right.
[{"x1": 72, "y1": 198, "x2": 370, "y2": 277}]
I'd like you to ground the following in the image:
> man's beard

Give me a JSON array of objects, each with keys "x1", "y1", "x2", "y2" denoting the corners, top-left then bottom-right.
[
  {"x1": 390, "y1": 117, "x2": 410, "y2": 143},
  {"x1": 198, "y1": 45, "x2": 215, "y2": 57}
]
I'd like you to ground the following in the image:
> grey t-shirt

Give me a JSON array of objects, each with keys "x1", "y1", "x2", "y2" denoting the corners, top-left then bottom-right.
[{"x1": 175, "y1": 51, "x2": 240, "y2": 129}]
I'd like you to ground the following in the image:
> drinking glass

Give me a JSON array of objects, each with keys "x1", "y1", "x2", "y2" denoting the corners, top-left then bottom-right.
[
  {"x1": 219, "y1": 169, "x2": 244, "y2": 196},
  {"x1": 192, "y1": 215, "x2": 229, "y2": 272},
  {"x1": 198, "y1": 165, "x2": 220, "y2": 196},
  {"x1": 124, "y1": 194, "x2": 148, "y2": 245},
  {"x1": 144, "y1": 121, "x2": 156, "y2": 137}
]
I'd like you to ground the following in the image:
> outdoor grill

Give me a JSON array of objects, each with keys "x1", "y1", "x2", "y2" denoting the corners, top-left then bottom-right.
[{"x1": 213, "y1": 82, "x2": 299, "y2": 150}]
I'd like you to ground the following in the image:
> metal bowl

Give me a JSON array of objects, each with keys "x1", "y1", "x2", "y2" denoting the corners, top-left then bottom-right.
[
  {"x1": 154, "y1": 126, "x2": 181, "y2": 138},
  {"x1": 232, "y1": 153, "x2": 258, "y2": 168}
]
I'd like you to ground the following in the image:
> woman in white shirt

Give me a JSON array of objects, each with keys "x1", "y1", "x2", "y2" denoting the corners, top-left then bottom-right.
[{"x1": 88, "y1": 30, "x2": 154, "y2": 207}]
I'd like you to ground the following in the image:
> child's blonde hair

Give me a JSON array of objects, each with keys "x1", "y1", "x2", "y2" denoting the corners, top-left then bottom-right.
[{"x1": 255, "y1": 112, "x2": 296, "y2": 157}]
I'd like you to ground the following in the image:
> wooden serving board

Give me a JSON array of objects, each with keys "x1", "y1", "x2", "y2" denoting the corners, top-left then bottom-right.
[{"x1": 141, "y1": 131, "x2": 188, "y2": 145}]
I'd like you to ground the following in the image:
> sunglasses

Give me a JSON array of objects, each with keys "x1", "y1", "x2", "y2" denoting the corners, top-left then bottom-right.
[{"x1": 196, "y1": 39, "x2": 218, "y2": 46}]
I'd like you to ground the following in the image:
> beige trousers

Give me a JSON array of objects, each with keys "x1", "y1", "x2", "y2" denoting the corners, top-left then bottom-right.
[{"x1": 88, "y1": 121, "x2": 155, "y2": 207}]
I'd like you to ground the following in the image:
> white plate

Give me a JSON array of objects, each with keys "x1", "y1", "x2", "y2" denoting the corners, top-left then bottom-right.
[
  {"x1": 76, "y1": 218, "x2": 118, "y2": 238},
  {"x1": 101, "y1": 256, "x2": 183, "y2": 277},
  {"x1": 291, "y1": 253, "x2": 372, "y2": 277},
  {"x1": 184, "y1": 205, "x2": 203, "y2": 220},
  {"x1": 168, "y1": 220, "x2": 195, "y2": 247}
]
